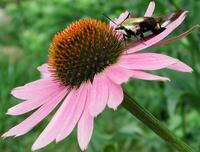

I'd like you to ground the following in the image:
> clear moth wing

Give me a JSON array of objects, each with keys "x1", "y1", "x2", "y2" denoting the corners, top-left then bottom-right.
[{"x1": 160, "y1": 10, "x2": 184, "y2": 27}]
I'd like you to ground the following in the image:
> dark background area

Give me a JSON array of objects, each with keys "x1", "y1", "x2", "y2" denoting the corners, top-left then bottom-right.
[{"x1": 0, "y1": 0, "x2": 200, "y2": 151}]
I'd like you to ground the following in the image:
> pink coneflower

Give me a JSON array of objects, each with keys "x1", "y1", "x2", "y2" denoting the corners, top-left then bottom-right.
[{"x1": 3, "y1": 1, "x2": 194, "y2": 151}]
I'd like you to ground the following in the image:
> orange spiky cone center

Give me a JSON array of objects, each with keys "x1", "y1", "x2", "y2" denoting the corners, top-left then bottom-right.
[{"x1": 48, "y1": 19, "x2": 123, "y2": 88}]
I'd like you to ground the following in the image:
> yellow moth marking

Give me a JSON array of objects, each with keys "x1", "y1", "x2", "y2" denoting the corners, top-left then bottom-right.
[
  {"x1": 155, "y1": 23, "x2": 161, "y2": 30},
  {"x1": 122, "y1": 17, "x2": 145, "y2": 25},
  {"x1": 130, "y1": 18, "x2": 145, "y2": 23}
]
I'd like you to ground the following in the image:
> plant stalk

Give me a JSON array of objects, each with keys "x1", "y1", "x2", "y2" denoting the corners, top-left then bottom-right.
[{"x1": 122, "y1": 91, "x2": 194, "y2": 152}]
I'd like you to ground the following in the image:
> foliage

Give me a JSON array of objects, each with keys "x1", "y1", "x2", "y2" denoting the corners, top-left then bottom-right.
[{"x1": 0, "y1": 0, "x2": 200, "y2": 152}]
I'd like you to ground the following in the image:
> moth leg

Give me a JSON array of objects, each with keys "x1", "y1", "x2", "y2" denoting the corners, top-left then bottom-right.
[
  {"x1": 132, "y1": 32, "x2": 139, "y2": 40},
  {"x1": 123, "y1": 34, "x2": 129, "y2": 54},
  {"x1": 140, "y1": 32, "x2": 146, "y2": 41},
  {"x1": 137, "y1": 32, "x2": 146, "y2": 45},
  {"x1": 133, "y1": 33, "x2": 146, "y2": 45},
  {"x1": 123, "y1": 34, "x2": 129, "y2": 46},
  {"x1": 123, "y1": 34, "x2": 127, "y2": 41}
]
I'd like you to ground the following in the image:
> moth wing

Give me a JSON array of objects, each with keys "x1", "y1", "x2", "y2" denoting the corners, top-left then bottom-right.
[{"x1": 160, "y1": 10, "x2": 184, "y2": 27}]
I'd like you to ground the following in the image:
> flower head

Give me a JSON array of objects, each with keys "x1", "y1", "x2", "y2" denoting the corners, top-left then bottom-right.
[
  {"x1": 3, "y1": 1, "x2": 194, "y2": 151},
  {"x1": 48, "y1": 19, "x2": 123, "y2": 87}
]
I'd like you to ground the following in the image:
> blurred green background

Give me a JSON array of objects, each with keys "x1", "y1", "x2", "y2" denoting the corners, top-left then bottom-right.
[{"x1": 0, "y1": 0, "x2": 200, "y2": 152}]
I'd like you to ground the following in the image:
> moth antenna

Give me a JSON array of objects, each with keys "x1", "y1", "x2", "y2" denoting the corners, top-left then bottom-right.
[{"x1": 102, "y1": 13, "x2": 117, "y2": 25}]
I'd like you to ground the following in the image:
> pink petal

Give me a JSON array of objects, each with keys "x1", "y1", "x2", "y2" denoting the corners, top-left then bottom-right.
[
  {"x1": 11, "y1": 78, "x2": 60, "y2": 100},
  {"x1": 144, "y1": 1, "x2": 155, "y2": 17},
  {"x1": 2, "y1": 88, "x2": 67, "y2": 138},
  {"x1": 37, "y1": 64, "x2": 51, "y2": 78},
  {"x1": 167, "y1": 61, "x2": 193, "y2": 72},
  {"x1": 125, "y1": 34, "x2": 154, "y2": 49},
  {"x1": 78, "y1": 113, "x2": 93, "y2": 151},
  {"x1": 105, "y1": 64, "x2": 133, "y2": 84},
  {"x1": 119, "y1": 53, "x2": 178, "y2": 70},
  {"x1": 78, "y1": 83, "x2": 94, "y2": 151},
  {"x1": 32, "y1": 89, "x2": 76, "y2": 151},
  {"x1": 7, "y1": 85, "x2": 64, "y2": 115},
  {"x1": 127, "y1": 11, "x2": 187, "y2": 54},
  {"x1": 110, "y1": 11, "x2": 130, "y2": 28},
  {"x1": 107, "y1": 78, "x2": 124, "y2": 110},
  {"x1": 89, "y1": 73, "x2": 109, "y2": 117},
  {"x1": 56, "y1": 83, "x2": 88, "y2": 142},
  {"x1": 132, "y1": 70, "x2": 170, "y2": 81},
  {"x1": 154, "y1": 25, "x2": 200, "y2": 46}
]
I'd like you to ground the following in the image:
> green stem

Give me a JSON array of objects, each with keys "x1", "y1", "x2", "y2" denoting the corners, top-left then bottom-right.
[
  {"x1": 122, "y1": 91, "x2": 194, "y2": 152},
  {"x1": 181, "y1": 101, "x2": 187, "y2": 139}
]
